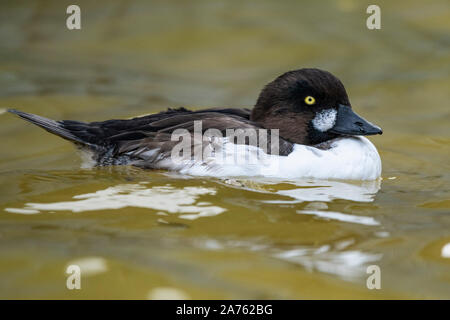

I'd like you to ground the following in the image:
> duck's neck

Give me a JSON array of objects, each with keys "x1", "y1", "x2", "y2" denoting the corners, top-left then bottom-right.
[
  {"x1": 253, "y1": 112, "x2": 310, "y2": 145},
  {"x1": 251, "y1": 103, "x2": 312, "y2": 144}
]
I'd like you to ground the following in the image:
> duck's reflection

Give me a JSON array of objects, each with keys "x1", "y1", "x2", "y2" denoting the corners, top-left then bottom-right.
[
  {"x1": 5, "y1": 178, "x2": 384, "y2": 283},
  {"x1": 233, "y1": 178, "x2": 382, "y2": 225}
]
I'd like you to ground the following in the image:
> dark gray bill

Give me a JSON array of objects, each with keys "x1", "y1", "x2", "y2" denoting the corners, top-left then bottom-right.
[{"x1": 330, "y1": 104, "x2": 382, "y2": 136}]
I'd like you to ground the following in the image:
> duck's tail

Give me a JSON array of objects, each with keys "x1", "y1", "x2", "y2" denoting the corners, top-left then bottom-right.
[{"x1": 8, "y1": 109, "x2": 96, "y2": 148}]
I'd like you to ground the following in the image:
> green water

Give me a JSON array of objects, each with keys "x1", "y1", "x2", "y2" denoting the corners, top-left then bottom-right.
[{"x1": 0, "y1": 0, "x2": 449, "y2": 299}]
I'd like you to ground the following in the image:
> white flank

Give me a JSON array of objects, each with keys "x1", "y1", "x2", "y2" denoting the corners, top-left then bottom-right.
[{"x1": 156, "y1": 136, "x2": 382, "y2": 180}]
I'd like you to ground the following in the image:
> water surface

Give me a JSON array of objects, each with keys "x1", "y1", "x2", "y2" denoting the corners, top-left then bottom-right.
[{"x1": 0, "y1": 0, "x2": 449, "y2": 299}]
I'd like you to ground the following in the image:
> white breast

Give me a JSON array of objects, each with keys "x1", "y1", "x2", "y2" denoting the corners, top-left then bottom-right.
[{"x1": 155, "y1": 136, "x2": 382, "y2": 181}]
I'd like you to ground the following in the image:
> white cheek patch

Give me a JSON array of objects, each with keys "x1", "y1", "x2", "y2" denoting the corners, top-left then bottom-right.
[{"x1": 312, "y1": 109, "x2": 337, "y2": 132}]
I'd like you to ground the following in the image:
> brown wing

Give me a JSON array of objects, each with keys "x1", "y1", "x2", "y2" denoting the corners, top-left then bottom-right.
[{"x1": 114, "y1": 112, "x2": 264, "y2": 167}]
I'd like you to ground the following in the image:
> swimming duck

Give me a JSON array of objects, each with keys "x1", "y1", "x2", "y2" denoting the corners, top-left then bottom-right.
[{"x1": 8, "y1": 68, "x2": 382, "y2": 180}]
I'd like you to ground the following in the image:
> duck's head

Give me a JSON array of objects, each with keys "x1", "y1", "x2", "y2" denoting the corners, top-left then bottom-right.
[{"x1": 251, "y1": 68, "x2": 382, "y2": 145}]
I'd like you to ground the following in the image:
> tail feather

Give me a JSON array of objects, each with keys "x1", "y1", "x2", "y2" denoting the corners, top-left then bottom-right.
[{"x1": 8, "y1": 109, "x2": 95, "y2": 148}]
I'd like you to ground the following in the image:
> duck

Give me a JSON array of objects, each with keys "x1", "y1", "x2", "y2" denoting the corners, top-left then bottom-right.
[{"x1": 8, "y1": 68, "x2": 382, "y2": 180}]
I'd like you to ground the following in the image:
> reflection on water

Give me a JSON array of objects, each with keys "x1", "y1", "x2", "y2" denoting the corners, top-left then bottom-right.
[
  {"x1": 275, "y1": 247, "x2": 382, "y2": 280},
  {"x1": 194, "y1": 237, "x2": 382, "y2": 280},
  {"x1": 147, "y1": 287, "x2": 190, "y2": 300},
  {"x1": 264, "y1": 179, "x2": 381, "y2": 203},
  {"x1": 66, "y1": 257, "x2": 108, "y2": 277},
  {"x1": 5, "y1": 179, "x2": 380, "y2": 224},
  {"x1": 297, "y1": 210, "x2": 380, "y2": 226},
  {"x1": 6, "y1": 183, "x2": 226, "y2": 220},
  {"x1": 442, "y1": 244, "x2": 450, "y2": 258}
]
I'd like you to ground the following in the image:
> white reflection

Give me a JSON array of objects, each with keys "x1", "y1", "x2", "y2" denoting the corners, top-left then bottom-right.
[
  {"x1": 147, "y1": 287, "x2": 190, "y2": 300},
  {"x1": 272, "y1": 179, "x2": 381, "y2": 203},
  {"x1": 66, "y1": 256, "x2": 108, "y2": 276},
  {"x1": 3, "y1": 208, "x2": 39, "y2": 215},
  {"x1": 441, "y1": 243, "x2": 450, "y2": 258},
  {"x1": 236, "y1": 178, "x2": 382, "y2": 228},
  {"x1": 225, "y1": 178, "x2": 381, "y2": 204},
  {"x1": 5, "y1": 183, "x2": 225, "y2": 220},
  {"x1": 297, "y1": 210, "x2": 380, "y2": 226},
  {"x1": 275, "y1": 246, "x2": 382, "y2": 280}
]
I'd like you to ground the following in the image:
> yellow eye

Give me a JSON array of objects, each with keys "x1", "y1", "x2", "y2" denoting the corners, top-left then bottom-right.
[{"x1": 304, "y1": 96, "x2": 316, "y2": 105}]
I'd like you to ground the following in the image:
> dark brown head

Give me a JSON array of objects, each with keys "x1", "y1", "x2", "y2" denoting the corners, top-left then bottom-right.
[{"x1": 251, "y1": 68, "x2": 382, "y2": 145}]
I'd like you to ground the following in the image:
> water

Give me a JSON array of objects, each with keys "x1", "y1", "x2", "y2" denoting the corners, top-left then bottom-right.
[{"x1": 0, "y1": 0, "x2": 449, "y2": 299}]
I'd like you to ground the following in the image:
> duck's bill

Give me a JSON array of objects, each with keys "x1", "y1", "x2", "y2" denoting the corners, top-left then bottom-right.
[{"x1": 329, "y1": 104, "x2": 382, "y2": 136}]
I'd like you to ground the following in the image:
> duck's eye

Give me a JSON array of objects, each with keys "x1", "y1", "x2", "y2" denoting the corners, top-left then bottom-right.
[{"x1": 304, "y1": 96, "x2": 316, "y2": 105}]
